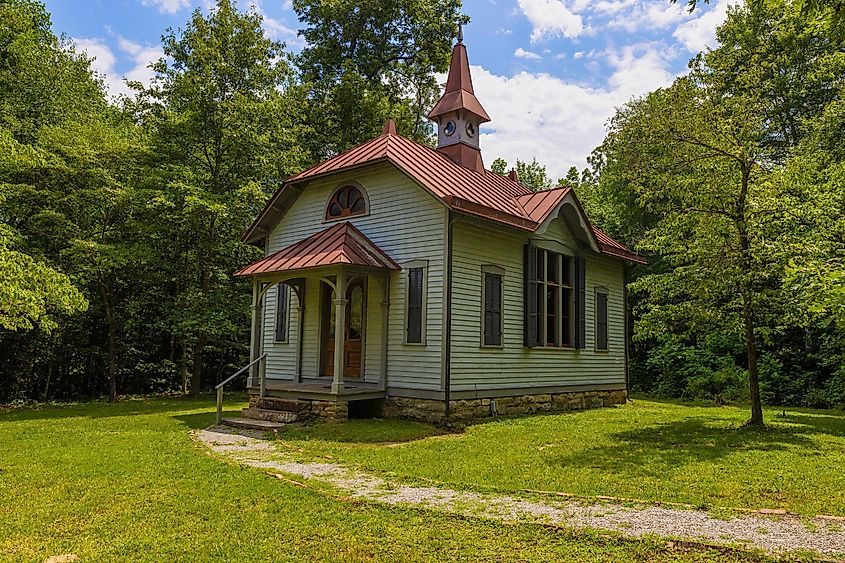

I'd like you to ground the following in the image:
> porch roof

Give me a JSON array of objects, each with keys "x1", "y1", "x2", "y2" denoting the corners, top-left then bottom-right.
[{"x1": 234, "y1": 221, "x2": 400, "y2": 277}]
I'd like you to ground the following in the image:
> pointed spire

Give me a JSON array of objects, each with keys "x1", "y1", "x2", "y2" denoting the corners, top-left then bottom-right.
[
  {"x1": 382, "y1": 118, "x2": 396, "y2": 135},
  {"x1": 457, "y1": 23, "x2": 463, "y2": 45},
  {"x1": 428, "y1": 38, "x2": 490, "y2": 123}
]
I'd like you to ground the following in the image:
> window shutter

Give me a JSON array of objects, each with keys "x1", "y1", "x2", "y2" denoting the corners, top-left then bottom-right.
[
  {"x1": 596, "y1": 292, "x2": 608, "y2": 350},
  {"x1": 275, "y1": 284, "x2": 288, "y2": 342},
  {"x1": 484, "y1": 273, "x2": 502, "y2": 346},
  {"x1": 407, "y1": 268, "x2": 424, "y2": 343},
  {"x1": 523, "y1": 244, "x2": 538, "y2": 347},
  {"x1": 575, "y1": 257, "x2": 586, "y2": 349}
]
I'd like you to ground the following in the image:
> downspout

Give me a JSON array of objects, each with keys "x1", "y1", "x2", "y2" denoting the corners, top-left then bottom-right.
[
  {"x1": 623, "y1": 264, "x2": 630, "y2": 401},
  {"x1": 444, "y1": 211, "x2": 456, "y2": 426}
]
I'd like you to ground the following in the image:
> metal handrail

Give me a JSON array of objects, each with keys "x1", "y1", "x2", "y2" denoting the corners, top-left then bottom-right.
[{"x1": 216, "y1": 353, "x2": 267, "y2": 424}]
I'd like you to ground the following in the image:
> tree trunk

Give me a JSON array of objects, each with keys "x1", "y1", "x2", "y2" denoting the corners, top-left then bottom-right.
[
  {"x1": 190, "y1": 332, "x2": 205, "y2": 396},
  {"x1": 180, "y1": 341, "x2": 189, "y2": 394},
  {"x1": 742, "y1": 288, "x2": 764, "y2": 427},
  {"x1": 737, "y1": 164, "x2": 763, "y2": 427},
  {"x1": 98, "y1": 277, "x2": 119, "y2": 402}
]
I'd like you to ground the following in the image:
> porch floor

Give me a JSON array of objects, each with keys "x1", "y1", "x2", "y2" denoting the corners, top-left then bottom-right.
[{"x1": 249, "y1": 380, "x2": 386, "y2": 402}]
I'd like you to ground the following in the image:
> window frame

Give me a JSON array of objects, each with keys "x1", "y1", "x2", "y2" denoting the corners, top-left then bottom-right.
[
  {"x1": 480, "y1": 265, "x2": 505, "y2": 348},
  {"x1": 274, "y1": 282, "x2": 290, "y2": 343},
  {"x1": 323, "y1": 182, "x2": 370, "y2": 222},
  {"x1": 531, "y1": 248, "x2": 575, "y2": 349},
  {"x1": 595, "y1": 286, "x2": 609, "y2": 352},
  {"x1": 403, "y1": 260, "x2": 428, "y2": 345}
]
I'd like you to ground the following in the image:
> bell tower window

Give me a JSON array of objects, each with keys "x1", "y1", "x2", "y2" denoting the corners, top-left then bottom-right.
[{"x1": 325, "y1": 184, "x2": 368, "y2": 221}]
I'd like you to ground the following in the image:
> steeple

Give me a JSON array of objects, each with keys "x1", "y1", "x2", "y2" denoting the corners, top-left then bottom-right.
[{"x1": 428, "y1": 32, "x2": 490, "y2": 172}]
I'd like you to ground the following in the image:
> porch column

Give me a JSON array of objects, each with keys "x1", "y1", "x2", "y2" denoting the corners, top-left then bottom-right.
[
  {"x1": 380, "y1": 273, "x2": 390, "y2": 386},
  {"x1": 249, "y1": 279, "x2": 260, "y2": 388},
  {"x1": 331, "y1": 268, "x2": 348, "y2": 394}
]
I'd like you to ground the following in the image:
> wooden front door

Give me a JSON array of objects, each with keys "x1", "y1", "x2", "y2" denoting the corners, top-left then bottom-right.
[{"x1": 321, "y1": 279, "x2": 365, "y2": 378}]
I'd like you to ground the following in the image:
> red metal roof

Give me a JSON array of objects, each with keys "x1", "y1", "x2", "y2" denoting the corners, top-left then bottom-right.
[
  {"x1": 517, "y1": 187, "x2": 571, "y2": 223},
  {"x1": 243, "y1": 131, "x2": 644, "y2": 264},
  {"x1": 280, "y1": 131, "x2": 534, "y2": 224},
  {"x1": 234, "y1": 222, "x2": 400, "y2": 277},
  {"x1": 592, "y1": 227, "x2": 647, "y2": 264}
]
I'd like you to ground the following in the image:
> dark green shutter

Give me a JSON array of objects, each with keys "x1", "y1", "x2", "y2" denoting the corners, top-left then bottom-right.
[
  {"x1": 484, "y1": 273, "x2": 502, "y2": 346},
  {"x1": 407, "y1": 268, "x2": 424, "y2": 343},
  {"x1": 596, "y1": 292, "x2": 608, "y2": 350},
  {"x1": 523, "y1": 244, "x2": 538, "y2": 347},
  {"x1": 275, "y1": 283, "x2": 288, "y2": 342},
  {"x1": 574, "y1": 257, "x2": 586, "y2": 349}
]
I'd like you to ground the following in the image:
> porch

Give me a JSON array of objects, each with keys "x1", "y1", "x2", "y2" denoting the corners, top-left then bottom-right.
[{"x1": 234, "y1": 222, "x2": 401, "y2": 405}]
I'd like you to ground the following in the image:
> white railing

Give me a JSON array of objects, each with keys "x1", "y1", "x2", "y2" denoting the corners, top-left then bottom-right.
[{"x1": 215, "y1": 353, "x2": 267, "y2": 425}]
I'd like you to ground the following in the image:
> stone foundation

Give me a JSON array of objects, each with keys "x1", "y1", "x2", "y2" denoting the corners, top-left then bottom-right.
[
  {"x1": 248, "y1": 395, "x2": 349, "y2": 422},
  {"x1": 383, "y1": 389, "x2": 627, "y2": 424}
]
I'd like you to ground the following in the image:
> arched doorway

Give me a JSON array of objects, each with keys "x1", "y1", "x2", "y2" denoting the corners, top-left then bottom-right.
[{"x1": 320, "y1": 278, "x2": 366, "y2": 378}]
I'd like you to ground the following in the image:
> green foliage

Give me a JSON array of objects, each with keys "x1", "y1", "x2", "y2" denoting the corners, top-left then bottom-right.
[
  {"x1": 293, "y1": 0, "x2": 465, "y2": 157},
  {"x1": 590, "y1": 0, "x2": 845, "y2": 416},
  {"x1": 0, "y1": 222, "x2": 87, "y2": 331},
  {"x1": 489, "y1": 157, "x2": 557, "y2": 191}
]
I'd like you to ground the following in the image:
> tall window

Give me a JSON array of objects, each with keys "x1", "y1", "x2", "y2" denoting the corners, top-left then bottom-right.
[
  {"x1": 524, "y1": 245, "x2": 585, "y2": 349},
  {"x1": 595, "y1": 289, "x2": 608, "y2": 350},
  {"x1": 405, "y1": 262, "x2": 427, "y2": 344},
  {"x1": 482, "y1": 266, "x2": 504, "y2": 347},
  {"x1": 325, "y1": 184, "x2": 367, "y2": 220},
  {"x1": 275, "y1": 283, "x2": 289, "y2": 342}
]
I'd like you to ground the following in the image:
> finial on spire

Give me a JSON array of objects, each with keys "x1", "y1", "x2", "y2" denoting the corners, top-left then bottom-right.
[
  {"x1": 457, "y1": 23, "x2": 463, "y2": 44},
  {"x1": 382, "y1": 118, "x2": 396, "y2": 135}
]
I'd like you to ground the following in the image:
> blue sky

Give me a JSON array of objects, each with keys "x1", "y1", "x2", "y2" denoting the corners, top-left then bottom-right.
[{"x1": 46, "y1": 0, "x2": 735, "y2": 177}]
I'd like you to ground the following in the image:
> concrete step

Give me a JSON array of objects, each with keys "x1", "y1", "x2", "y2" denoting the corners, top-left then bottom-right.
[
  {"x1": 241, "y1": 408, "x2": 300, "y2": 424},
  {"x1": 254, "y1": 397, "x2": 310, "y2": 413},
  {"x1": 221, "y1": 417, "x2": 286, "y2": 431}
]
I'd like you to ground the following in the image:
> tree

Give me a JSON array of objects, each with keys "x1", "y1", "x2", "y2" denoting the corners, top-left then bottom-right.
[
  {"x1": 488, "y1": 157, "x2": 556, "y2": 191},
  {"x1": 293, "y1": 0, "x2": 465, "y2": 158},
  {"x1": 133, "y1": 0, "x2": 308, "y2": 395},
  {"x1": 1, "y1": 0, "x2": 140, "y2": 400},
  {"x1": 610, "y1": 72, "x2": 780, "y2": 426},
  {"x1": 672, "y1": 0, "x2": 844, "y2": 28}
]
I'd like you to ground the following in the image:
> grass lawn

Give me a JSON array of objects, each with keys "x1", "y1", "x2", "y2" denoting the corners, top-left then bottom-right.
[
  {"x1": 276, "y1": 399, "x2": 845, "y2": 517},
  {"x1": 0, "y1": 396, "x2": 767, "y2": 562}
]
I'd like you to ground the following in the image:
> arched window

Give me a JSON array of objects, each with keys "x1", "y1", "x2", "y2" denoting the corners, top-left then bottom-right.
[{"x1": 325, "y1": 184, "x2": 368, "y2": 220}]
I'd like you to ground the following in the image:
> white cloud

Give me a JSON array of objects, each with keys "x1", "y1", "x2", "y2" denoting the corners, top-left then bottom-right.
[
  {"x1": 73, "y1": 36, "x2": 162, "y2": 99},
  {"x1": 607, "y1": 1, "x2": 689, "y2": 33},
  {"x1": 673, "y1": 0, "x2": 738, "y2": 53},
  {"x1": 605, "y1": 42, "x2": 676, "y2": 94},
  {"x1": 593, "y1": 0, "x2": 637, "y2": 15},
  {"x1": 517, "y1": 0, "x2": 584, "y2": 42},
  {"x1": 472, "y1": 43, "x2": 676, "y2": 177},
  {"x1": 515, "y1": 47, "x2": 542, "y2": 61},
  {"x1": 140, "y1": 0, "x2": 190, "y2": 15}
]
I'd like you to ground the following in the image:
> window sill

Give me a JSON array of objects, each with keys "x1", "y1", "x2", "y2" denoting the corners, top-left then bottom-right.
[
  {"x1": 273, "y1": 340, "x2": 289, "y2": 345},
  {"x1": 526, "y1": 345, "x2": 578, "y2": 351},
  {"x1": 480, "y1": 344, "x2": 504, "y2": 350},
  {"x1": 403, "y1": 341, "x2": 427, "y2": 347}
]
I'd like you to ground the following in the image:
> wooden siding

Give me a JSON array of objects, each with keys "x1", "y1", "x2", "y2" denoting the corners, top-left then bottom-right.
[
  {"x1": 261, "y1": 284, "x2": 300, "y2": 380},
  {"x1": 262, "y1": 163, "x2": 446, "y2": 390},
  {"x1": 449, "y1": 215, "x2": 627, "y2": 391}
]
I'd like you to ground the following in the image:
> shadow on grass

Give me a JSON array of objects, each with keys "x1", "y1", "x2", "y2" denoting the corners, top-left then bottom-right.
[
  {"x1": 0, "y1": 393, "x2": 244, "y2": 423},
  {"x1": 276, "y1": 418, "x2": 450, "y2": 444},
  {"x1": 547, "y1": 411, "x2": 845, "y2": 476}
]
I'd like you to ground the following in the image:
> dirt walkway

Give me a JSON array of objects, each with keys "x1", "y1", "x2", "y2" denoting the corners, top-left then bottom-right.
[{"x1": 195, "y1": 426, "x2": 845, "y2": 559}]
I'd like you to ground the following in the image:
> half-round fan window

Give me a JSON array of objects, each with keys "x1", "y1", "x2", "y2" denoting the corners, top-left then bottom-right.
[{"x1": 325, "y1": 185, "x2": 368, "y2": 220}]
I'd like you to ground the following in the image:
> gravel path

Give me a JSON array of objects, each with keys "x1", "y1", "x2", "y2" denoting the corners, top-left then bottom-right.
[{"x1": 196, "y1": 426, "x2": 845, "y2": 559}]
